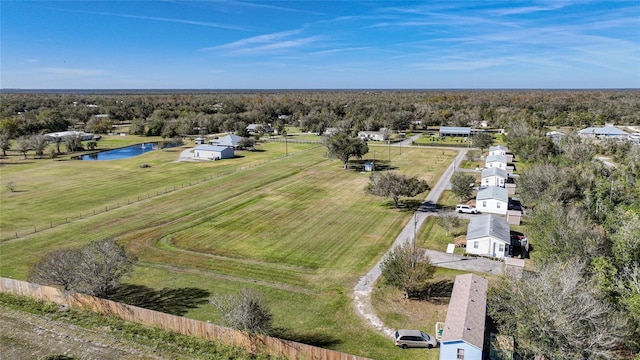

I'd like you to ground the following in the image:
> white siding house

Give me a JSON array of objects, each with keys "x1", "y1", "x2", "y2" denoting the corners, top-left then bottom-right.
[
  {"x1": 476, "y1": 186, "x2": 509, "y2": 215},
  {"x1": 466, "y1": 215, "x2": 511, "y2": 258},
  {"x1": 488, "y1": 145, "x2": 508, "y2": 157},
  {"x1": 193, "y1": 145, "x2": 234, "y2": 160},
  {"x1": 481, "y1": 167, "x2": 508, "y2": 187},
  {"x1": 485, "y1": 154, "x2": 507, "y2": 170},
  {"x1": 440, "y1": 274, "x2": 488, "y2": 360}
]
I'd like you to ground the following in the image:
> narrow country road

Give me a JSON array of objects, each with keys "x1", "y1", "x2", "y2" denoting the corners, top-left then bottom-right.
[{"x1": 353, "y1": 147, "x2": 468, "y2": 337}]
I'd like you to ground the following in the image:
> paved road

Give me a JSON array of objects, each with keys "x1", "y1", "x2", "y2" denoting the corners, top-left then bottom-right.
[{"x1": 352, "y1": 147, "x2": 504, "y2": 338}]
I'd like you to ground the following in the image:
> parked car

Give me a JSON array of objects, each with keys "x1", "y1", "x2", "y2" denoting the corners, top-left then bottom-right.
[
  {"x1": 456, "y1": 204, "x2": 479, "y2": 214},
  {"x1": 394, "y1": 329, "x2": 437, "y2": 349}
]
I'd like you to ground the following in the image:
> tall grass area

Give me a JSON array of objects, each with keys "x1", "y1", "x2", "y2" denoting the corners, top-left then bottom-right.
[{"x1": 0, "y1": 140, "x2": 456, "y2": 360}]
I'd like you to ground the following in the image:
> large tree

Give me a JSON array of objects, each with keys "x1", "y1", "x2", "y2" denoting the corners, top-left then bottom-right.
[
  {"x1": 30, "y1": 239, "x2": 137, "y2": 297},
  {"x1": 381, "y1": 242, "x2": 435, "y2": 298},
  {"x1": 488, "y1": 260, "x2": 632, "y2": 360},
  {"x1": 471, "y1": 132, "x2": 493, "y2": 152},
  {"x1": 323, "y1": 130, "x2": 368, "y2": 169},
  {"x1": 450, "y1": 172, "x2": 476, "y2": 201},
  {"x1": 366, "y1": 172, "x2": 429, "y2": 208}
]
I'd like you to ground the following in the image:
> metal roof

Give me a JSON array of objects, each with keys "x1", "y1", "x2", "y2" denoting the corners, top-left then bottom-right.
[
  {"x1": 441, "y1": 274, "x2": 488, "y2": 349},
  {"x1": 476, "y1": 186, "x2": 508, "y2": 202},
  {"x1": 466, "y1": 214, "x2": 510, "y2": 243},
  {"x1": 439, "y1": 126, "x2": 471, "y2": 135},
  {"x1": 481, "y1": 167, "x2": 508, "y2": 179},
  {"x1": 485, "y1": 154, "x2": 507, "y2": 164},
  {"x1": 578, "y1": 126, "x2": 629, "y2": 136},
  {"x1": 194, "y1": 145, "x2": 231, "y2": 152},
  {"x1": 489, "y1": 145, "x2": 508, "y2": 152}
]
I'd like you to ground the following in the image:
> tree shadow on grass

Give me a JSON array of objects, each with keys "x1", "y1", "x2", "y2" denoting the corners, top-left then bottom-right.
[
  {"x1": 407, "y1": 280, "x2": 455, "y2": 304},
  {"x1": 270, "y1": 328, "x2": 342, "y2": 347},
  {"x1": 107, "y1": 284, "x2": 210, "y2": 316},
  {"x1": 348, "y1": 159, "x2": 397, "y2": 172}
]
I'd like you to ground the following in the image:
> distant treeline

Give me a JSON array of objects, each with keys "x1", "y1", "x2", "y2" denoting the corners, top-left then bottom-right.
[{"x1": 1, "y1": 90, "x2": 639, "y2": 138}]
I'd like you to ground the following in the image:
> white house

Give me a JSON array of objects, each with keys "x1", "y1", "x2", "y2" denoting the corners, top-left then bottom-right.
[
  {"x1": 193, "y1": 145, "x2": 234, "y2": 160},
  {"x1": 440, "y1": 274, "x2": 488, "y2": 360},
  {"x1": 246, "y1": 124, "x2": 273, "y2": 134},
  {"x1": 485, "y1": 154, "x2": 507, "y2": 170},
  {"x1": 476, "y1": 186, "x2": 509, "y2": 215},
  {"x1": 209, "y1": 134, "x2": 243, "y2": 149},
  {"x1": 481, "y1": 167, "x2": 508, "y2": 187},
  {"x1": 44, "y1": 131, "x2": 94, "y2": 142},
  {"x1": 357, "y1": 130, "x2": 387, "y2": 141},
  {"x1": 466, "y1": 215, "x2": 511, "y2": 258},
  {"x1": 488, "y1": 145, "x2": 508, "y2": 157}
]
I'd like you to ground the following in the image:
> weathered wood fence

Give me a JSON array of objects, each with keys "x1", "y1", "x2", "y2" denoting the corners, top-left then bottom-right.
[{"x1": 0, "y1": 278, "x2": 371, "y2": 360}]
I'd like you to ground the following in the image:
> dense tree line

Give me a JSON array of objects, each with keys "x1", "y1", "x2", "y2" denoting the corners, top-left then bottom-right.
[
  {"x1": 489, "y1": 125, "x2": 640, "y2": 359},
  {"x1": 1, "y1": 90, "x2": 639, "y2": 142}
]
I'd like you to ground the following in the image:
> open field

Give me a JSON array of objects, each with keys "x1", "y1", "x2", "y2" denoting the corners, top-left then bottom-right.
[{"x1": 0, "y1": 137, "x2": 457, "y2": 359}]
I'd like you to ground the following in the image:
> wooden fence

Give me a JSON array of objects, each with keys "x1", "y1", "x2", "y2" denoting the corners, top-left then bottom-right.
[{"x1": 0, "y1": 278, "x2": 371, "y2": 360}]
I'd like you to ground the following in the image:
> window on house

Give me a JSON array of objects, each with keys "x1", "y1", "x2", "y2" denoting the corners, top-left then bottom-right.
[
  {"x1": 497, "y1": 202, "x2": 501, "y2": 208},
  {"x1": 474, "y1": 241, "x2": 479, "y2": 249},
  {"x1": 499, "y1": 244, "x2": 504, "y2": 252},
  {"x1": 482, "y1": 201, "x2": 486, "y2": 207},
  {"x1": 457, "y1": 348, "x2": 465, "y2": 359}
]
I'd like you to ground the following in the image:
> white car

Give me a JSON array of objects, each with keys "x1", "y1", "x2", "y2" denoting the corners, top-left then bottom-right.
[
  {"x1": 456, "y1": 204, "x2": 479, "y2": 214},
  {"x1": 394, "y1": 329, "x2": 437, "y2": 349}
]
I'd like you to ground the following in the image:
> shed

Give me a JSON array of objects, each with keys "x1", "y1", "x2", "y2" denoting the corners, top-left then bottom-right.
[
  {"x1": 193, "y1": 145, "x2": 234, "y2": 160},
  {"x1": 364, "y1": 161, "x2": 375, "y2": 172},
  {"x1": 476, "y1": 186, "x2": 509, "y2": 215},
  {"x1": 440, "y1": 274, "x2": 489, "y2": 360},
  {"x1": 466, "y1": 215, "x2": 511, "y2": 258},
  {"x1": 194, "y1": 137, "x2": 206, "y2": 145}
]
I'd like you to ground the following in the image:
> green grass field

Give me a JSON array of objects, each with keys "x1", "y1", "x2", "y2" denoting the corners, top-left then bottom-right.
[{"x1": 0, "y1": 136, "x2": 457, "y2": 360}]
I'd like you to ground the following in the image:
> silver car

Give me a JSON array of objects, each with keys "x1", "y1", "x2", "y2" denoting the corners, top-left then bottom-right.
[{"x1": 394, "y1": 329, "x2": 437, "y2": 349}]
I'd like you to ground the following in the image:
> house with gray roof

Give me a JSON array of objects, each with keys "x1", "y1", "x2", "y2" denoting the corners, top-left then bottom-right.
[
  {"x1": 208, "y1": 134, "x2": 244, "y2": 149},
  {"x1": 485, "y1": 154, "x2": 507, "y2": 170},
  {"x1": 481, "y1": 167, "x2": 508, "y2": 188},
  {"x1": 466, "y1": 215, "x2": 511, "y2": 258},
  {"x1": 578, "y1": 126, "x2": 629, "y2": 139},
  {"x1": 440, "y1": 274, "x2": 489, "y2": 360},
  {"x1": 488, "y1": 145, "x2": 508, "y2": 156},
  {"x1": 476, "y1": 186, "x2": 509, "y2": 215}
]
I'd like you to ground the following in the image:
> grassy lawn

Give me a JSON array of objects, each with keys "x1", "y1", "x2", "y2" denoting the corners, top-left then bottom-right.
[
  {"x1": 417, "y1": 216, "x2": 469, "y2": 254},
  {"x1": 0, "y1": 139, "x2": 457, "y2": 359}
]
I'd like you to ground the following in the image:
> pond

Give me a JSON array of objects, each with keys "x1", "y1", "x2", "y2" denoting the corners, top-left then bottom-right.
[{"x1": 75, "y1": 142, "x2": 177, "y2": 160}]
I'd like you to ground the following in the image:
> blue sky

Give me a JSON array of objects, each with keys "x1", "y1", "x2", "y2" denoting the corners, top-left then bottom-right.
[{"x1": 1, "y1": 1, "x2": 639, "y2": 89}]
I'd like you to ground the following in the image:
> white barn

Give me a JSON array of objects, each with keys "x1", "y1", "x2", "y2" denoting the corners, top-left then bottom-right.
[
  {"x1": 466, "y1": 215, "x2": 510, "y2": 258},
  {"x1": 476, "y1": 186, "x2": 509, "y2": 215},
  {"x1": 440, "y1": 274, "x2": 488, "y2": 360},
  {"x1": 193, "y1": 145, "x2": 234, "y2": 160},
  {"x1": 481, "y1": 167, "x2": 508, "y2": 188},
  {"x1": 485, "y1": 154, "x2": 507, "y2": 170}
]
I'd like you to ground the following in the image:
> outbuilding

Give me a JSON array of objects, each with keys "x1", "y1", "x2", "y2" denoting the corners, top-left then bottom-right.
[{"x1": 193, "y1": 145, "x2": 234, "y2": 160}]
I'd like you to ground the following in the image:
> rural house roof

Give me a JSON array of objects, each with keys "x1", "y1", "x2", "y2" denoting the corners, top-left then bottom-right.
[
  {"x1": 211, "y1": 134, "x2": 243, "y2": 147},
  {"x1": 485, "y1": 154, "x2": 508, "y2": 164},
  {"x1": 466, "y1": 215, "x2": 510, "y2": 243},
  {"x1": 578, "y1": 126, "x2": 629, "y2": 136},
  {"x1": 194, "y1": 145, "x2": 230, "y2": 152},
  {"x1": 481, "y1": 167, "x2": 508, "y2": 179},
  {"x1": 441, "y1": 274, "x2": 488, "y2": 349},
  {"x1": 476, "y1": 186, "x2": 508, "y2": 202},
  {"x1": 489, "y1": 145, "x2": 508, "y2": 153}
]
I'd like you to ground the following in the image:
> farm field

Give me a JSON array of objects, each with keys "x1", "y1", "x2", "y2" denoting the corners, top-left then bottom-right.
[{"x1": 0, "y1": 137, "x2": 457, "y2": 360}]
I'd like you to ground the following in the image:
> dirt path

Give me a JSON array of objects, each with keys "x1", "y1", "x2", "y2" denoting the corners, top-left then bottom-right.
[
  {"x1": 352, "y1": 148, "x2": 468, "y2": 337},
  {"x1": 0, "y1": 306, "x2": 173, "y2": 360}
]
